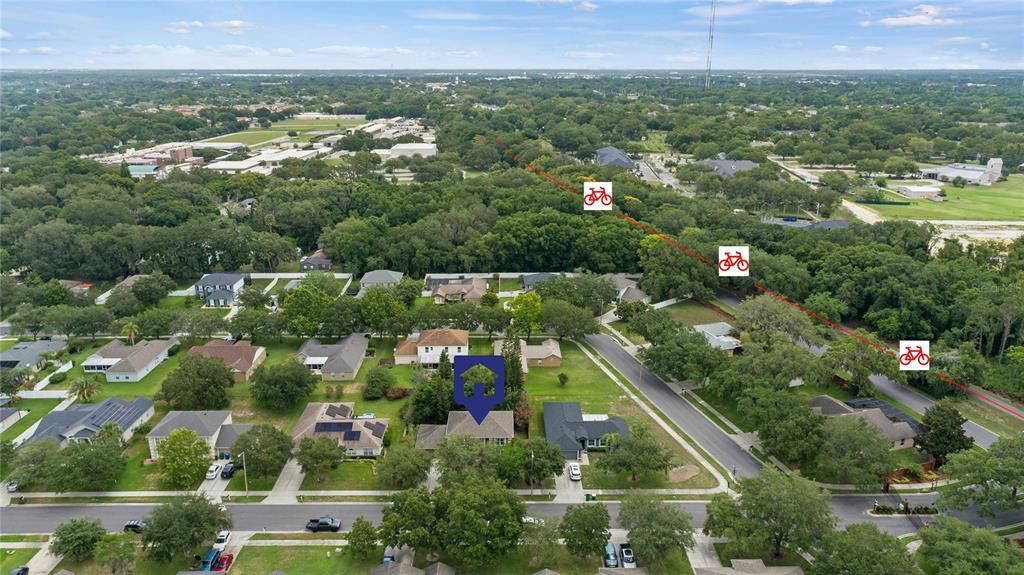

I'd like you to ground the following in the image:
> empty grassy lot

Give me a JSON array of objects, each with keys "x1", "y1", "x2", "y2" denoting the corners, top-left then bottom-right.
[
  {"x1": 270, "y1": 118, "x2": 364, "y2": 131},
  {"x1": 866, "y1": 175, "x2": 1024, "y2": 220},
  {"x1": 231, "y1": 547, "x2": 377, "y2": 575},
  {"x1": 628, "y1": 130, "x2": 671, "y2": 153},
  {"x1": 663, "y1": 300, "x2": 733, "y2": 326},
  {"x1": 55, "y1": 548, "x2": 197, "y2": 575}
]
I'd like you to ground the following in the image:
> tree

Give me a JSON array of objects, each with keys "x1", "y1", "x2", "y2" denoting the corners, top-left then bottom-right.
[
  {"x1": 436, "y1": 478, "x2": 526, "y2": 567},
  {"x1": 74, "y1": 306, "x2": 115, "y2": 340},
  {"x1": 704, "y1": 467, "x2": 834, "y2": 558},
  {"x1": 360, "y1": 289, "x2": 404, "y2": 337},
  {"x1": 813, "y1": 416, "x2": 895, "y2": 486},
  {"x1": 281, "y1": 284, "x2": 331, "y2": 338},
  {"x1": 120, "y1": 320, "x2": 140, "y2": 345},
  {"x1": 743, "y1": 387, "x2": 824, "y2": 466},
  {"x1": 437, "y1": 348, "x2": 454, "y2": 381},
  {"x1": 808, "y1": 523, "x2": 916, "y2": 575},
  {"x1": 495, "y1": 439, "x2": 564, "y2": 488},
  {"x1": 321, "y1": 296, "x2": 363, "y2": 337},
  {"x1": 540, "y1": 299, "x2": 599, "y2": 340},
  {"x1": 822, "y1": 329, "x2": 902, "y2": 397},
  {"x1": 523, "y1": 517, "x2": 562, "y2": 566},
  {"x1": 409, "y1": 376, "x2": 455, "y2": 424},
  {"x1": 917, "y1": 400, "x2": 973, "y2": 466},
  {"x1": 49, "y1": 430, "x2": 125, "y2": 492},
  {"x1": 392, "y1": 277, "x2": 424, "y2": 308},
  {"x1": 10, "y1": 303, "x2": 48, "y2": 339},
  {"x1": 735, "y1": 294, "x2": 820, "y2": 350},
  {"x1": 106, "y1": 287, "x2": 144, "y2": 318},
  {"x1": 134, "y1": 308, "x2": 179, "y2": 339},
  {"x1": 364, "y1": 366, "x2": 397, "y2": 400},
  {"x1": 558, "y1": 372, "x2": 569, "y2": 386},
  {"x1": 238, "y1": 286, "x2": 272, "y2": 310},
  {"x1": 919, "y1": 517, "x2": 1024, "y2": 575},
  {"x1": 478, "y1": 305, "x2": 508, "y2": 340},
  {"x1": 9, "y1": 438, "x2": 59, "y2": 489},
  {"x1": 95, "y1": 533, "x2": 137, "y2": 575},
  {"x1": 249, "y1": 360, "x2": 317, "y2": 408},
  {"x1": 559, "y1": 503, "x2": 611, "y2": 559},
  {"x1": 436, "y1": 434, "x2": 497, "y2": 486},
  {"x1": 616, "y1": 300, "x2": 651, "y2": 324},
  {"x1": 0, "y1": 369, "x2": 26, "y2": 401},
  {"x1": 596, "y1": 423, "x2": 672, "y2": 481},
  {"x1": 158, "y1": 354, "x2": 233, "y2": 410},
  {"x1": 618, "y1": 494, "x2": 695, "y2": 568},
  {"x1": 0, "y1": 439, "x2": 15, "y2": 470},
  {"x1": 50, "y1": 518, "x2": 106, "y2": 561},
  {"x1": 143, "y1": 495, "x2": 232, "y2": 562},
  {"x1": 69, "y1": 374, "x2": 104, "y2": 403},
  {"x1": 377, "y1": 445, "x2": 433, "y2": 489},
  {"x1": 158, "y1": 428, "x2": 211, "y2": 489},
  {"x1": 172, "y1": 310, "x2": 225, "y2": 346},
  {"x1": 508, "y1": 292, "x2": 542, "y2": 341},
  {"x1": 641, "y1": 327, "x2": 725, "y2": 385},
  {"x1": 296, "y1": 436, "x2": 344, "y2": 483},
  {"x1": 230, "y1": 425, "x2": 292, "y2": 479},
  {"x1": 346, "y1": 516, "x2": 380, "y2": 560},
  {"x1": 940, "y1": 433, "x2": 1024, "y2": 517},
  {"x1": 501, "y1": 336, "x2": 525, "y2": 405},
  {"x1": 131, "y1": 272, "x2": 175, "y2": 307},
  {"x1": 379, "y1": 487, "x2": 439, "y2": 555},
  {"x1": 819, "y1": 171, "x2": 852, "y2": 193}
]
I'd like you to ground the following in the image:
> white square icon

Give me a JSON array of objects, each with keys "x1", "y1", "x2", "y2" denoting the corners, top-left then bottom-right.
[
  {"x1": 583, "y1": 182, "x2": 613, "y2": 211},
  {"x1": 718, "y1": 246, "x2": 750, "y2": 277},
  {"x1": 898, "y1": 340, "x2": 930, "y2": 371}
]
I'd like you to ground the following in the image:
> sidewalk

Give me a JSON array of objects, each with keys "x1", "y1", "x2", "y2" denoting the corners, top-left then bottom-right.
[
  {"x1": 686, "y1": 535, "x2": 726, "y2": 569},
  {"x1": 264, "y1": 458, "x2": 305, "y2": 504},
  {"x1": 24, "y1": 544, "x2": 58, "y2": 575}
]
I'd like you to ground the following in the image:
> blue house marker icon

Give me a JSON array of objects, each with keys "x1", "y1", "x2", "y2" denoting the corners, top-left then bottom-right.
[{"x1": 453, "y1": 355, "x2": 505, "y2": 425}]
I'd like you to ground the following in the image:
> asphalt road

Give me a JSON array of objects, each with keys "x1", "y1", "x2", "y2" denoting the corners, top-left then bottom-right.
[
  {"x1": 584, "y1": 333, "x2": 763, "y2": 479},
  {"x1": 6, "y1": 495, "x2": 1023, "y2": 535}
]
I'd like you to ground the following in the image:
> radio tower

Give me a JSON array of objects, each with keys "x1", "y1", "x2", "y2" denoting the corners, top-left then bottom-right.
[{"x1": 704, "y1": 0, "x2": 716, "y2": 90}]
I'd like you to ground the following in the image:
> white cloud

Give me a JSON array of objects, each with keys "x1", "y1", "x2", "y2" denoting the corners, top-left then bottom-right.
[
  {"x1": 410, "y1": 10, "x2": 482, "y2": 20},
  {"x1": 271, "y1": 47, "x2": 295, "y2": 56},
  {"x1": 27, "y1": 31, "x2": 52, "y2": 40},
  {"x1": 566, "y1": 50, "x2": 614, "y2": 58},
  {"x1": 758, "y1": 0, "x2": 833, "y2": 4},
  {"x1": 446, "y1": 50, "x2": 481, "y2": 57},
  {"x1": 980, "y1": 41, "x2": 990, "y2": 49},
  {"x1": 104, "y1": 44, "x2": 198, "y2": 57},
  {"x1": 858, "y1": 20, "x2": 872, "y2": 27},
  {"x1": 167, "y1": 20, "x2": 203, "y2": 34},
  {"x1": 208, "y1": 20, "x2": 253, "y2": 36},
  {"x1": 945, "y1": 36, "x2": 974, "y2": 43},
  {"x1": 665, "y1": 52, "x2": 701, "y2": 63},
  {"x1": 879, "y1": 4, "x2": 958, "y2": 27},
  {"x1": 832, "y1": 44, "x2": 849, "y2": 52},
  {"x1": 0, "y1": 28, "x2": 10, "y2": 39},
  {"x1": 213, "y1": 44, "x2": 268, "y2": 58},
  {"x1": 0, "y1": 47, "x2": 8, "y2": 54},
  {"x1": 16, "y1": 46, "x2": 58, "y2": 55},
  {"x1": 308, "y1": 45, "x2": 414, "y2": 57},
  {"x1": 863, "y1": 46, "x2": 883, "y2": 52},
  {"x1": 576, "y1": 1, "x2": 599, "y2": 11},
  {"x1": 686, "y1": 3, "x2": 757, "y2": 18}
]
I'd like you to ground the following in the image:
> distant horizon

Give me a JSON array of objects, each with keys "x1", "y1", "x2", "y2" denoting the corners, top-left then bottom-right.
[{"x1": 2, "y1": 68, "x2": 1022, "y2": 73}]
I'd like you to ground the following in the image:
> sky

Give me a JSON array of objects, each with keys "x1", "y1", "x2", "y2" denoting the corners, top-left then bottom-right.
[{"x1": 0, "y1": 1, "x2": 1020, "y2": 70}]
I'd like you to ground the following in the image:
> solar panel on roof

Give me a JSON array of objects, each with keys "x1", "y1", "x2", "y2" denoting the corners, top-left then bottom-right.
[
  {"x1": 325, "y1": 404, "x2": 352, "y2": 418},
  {"x1": 368, "y1": 422, "x2": 387, "y2": 438},
  {"x1": 343, "y1": 431, "x2": 361, "y2": 441},
  {"x1": 315, "y1": 421, "x2": 353, "y2": 433}
]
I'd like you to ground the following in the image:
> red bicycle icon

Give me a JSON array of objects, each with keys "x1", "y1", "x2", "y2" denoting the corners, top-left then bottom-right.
[
  {"x1": 584, "y1": 186, "x2": 613, "y2": 207},
  {"x1": 899, "y1": 346, "x2": 930, "y2": 366},
  {"x1": 718, "y1": 252, "x2": 749, "y2": 273}
]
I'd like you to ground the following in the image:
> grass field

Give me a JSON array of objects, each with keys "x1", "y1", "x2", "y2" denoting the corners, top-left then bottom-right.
[
  {"x1": 231, "y1": 546, "x2": 378, "y2": 575},
  {"x1": 629, "y1": 131, "x2": 671, "y2": 153},
  {"x1": 0, "y1": 339, "x2": 16, "y2": 353},
  {"x1": 1, "y1": 549, "x2": 39, "y2": 573},
  {"x1": 299, "y1": 459, "x2": 379, "y2": 490},
  {"x1": 270, "y1": 118, "x2": 364, "y2": 131},
  {"x1": 203, "y1": 130, "x2": 288, "y2": 146},
  {"x1": 865, "y1": 175, "x2": 1024, "y2": 220},
  {"x1": 0, "y1": 398, "x2": 61, "y2": 443},
  {"x1": 714, "y1": 542, "x2": 810, "y2": 570},
  {"x1": 54, "y1": 548, "x2": 196, "y2": 575},
  {"x1": 663, "y1": 300, "x2": 733, "y2": 326}
]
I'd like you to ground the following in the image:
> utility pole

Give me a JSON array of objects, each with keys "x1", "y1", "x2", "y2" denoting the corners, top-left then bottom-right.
[
  {"x1": 241, "y1": 451, "x2": 249, "y2": 494},
  {"x1": 704, "y1": 0, "x2": 717, "y2": 90}
]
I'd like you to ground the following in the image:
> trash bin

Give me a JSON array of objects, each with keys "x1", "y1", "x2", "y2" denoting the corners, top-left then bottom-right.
[{"x1": 585, "y1": 494, "x2": 591, "y2": 501}]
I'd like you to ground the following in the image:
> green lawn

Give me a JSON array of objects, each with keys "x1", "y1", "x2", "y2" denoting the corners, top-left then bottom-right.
[
  {"x1": 609, "y1": 321, "x2": 647, "y2": 345},
  {"x1": 950, "y1": 395, "x2": 1024, "y2": 437},
  {"x1": 527, "y1": 342, "x2": 716, "y2": 489},
  {"x1": 498, "y1": 277, "x2": 524, "y2": 291},
  {"x1": 0, "y1": 535, "x2": 48, "y2": 542},
  {"x1": 158, "y1": 295, "x2": 198, "y2": 311},
  {"x1": 628, "y1": 130, "x2": 671, "y2": 153},
  {"x1": 0, "y1": 548, "x2": 39, "y2": 572},
  {"x1": 867, "y1": 175, "x2": 1024, "y2": 220},
  {"x1": 299, "y1": 459, "x2": 379, "y2": 490},
  {"x1": 270, "y1": 118, "x2": 364, "y2": 131},
  {"x1": 0, "y1": 339, "x2": 16, "y2": 353},
  {"x1": 0, "y1": 398, "x2": 61, "y2": 443},
  {"x1": 232, "y1": 546, "x2": 378, "y2": 575},
  {"x1": 54, "y1": 548, "x2": 197, "y2": 575},
  {"x1": 227, "y1": 472, "x2": 277, "y2": 492},
  {"x1": 250, "y1": 278, "x2": 273, "y2": 292},
  {"x1": 663, "y1": 300, "x2": 733, "y2": 326},
  {"x1": 203, "y1": 130, "x2": 287, "y2": 145},
  {"x1": 422, "y1": 547, "x2": 692, "y2": 575},
  {"x1": 109, "y1": 437, "x2": 165, "y2": 491},
  {"x1": 93, "y1": 349, "x2": 186, "y2": 402},
  {"x1": 714, "y1": 542, "x2": 811, "y2": 570}
]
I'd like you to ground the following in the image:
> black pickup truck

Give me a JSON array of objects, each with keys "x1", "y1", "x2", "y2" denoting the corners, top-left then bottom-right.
[{"x1": 305, "y1": 516, "x2": 342, "y2": 532}]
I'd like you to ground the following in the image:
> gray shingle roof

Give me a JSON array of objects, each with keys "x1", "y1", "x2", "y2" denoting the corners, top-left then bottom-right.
[
  {"x1": 215, "y1": 424, "x2": 253, "y2": 449},
  {"x1": 196, "y1": 273, "x2": 246, "y2": 287},
  {"x1": 104, "y1": 339, "x2": 176, "y2": 374},
  {"x1": 699, "y1": 159, "x2": 758, "y2": 179},
  {"x1": 0, "y1": 340, "x2": 65, "y2": 370},
  {"x1": 523, "y1": 272, "x2": 561, "y2": 291},
  {"x1": 297, "y1": 334, "x2": 369, "y2": 374},
  {"x1": 595, "y1": 146, "x2": 636, "y2": 169},
  {"x1": 148, "y1": 410, "x2": 232, "y2": 439},
  {"x1": 360, "y1": 270, "x2": 403, "y2": 286},
  {"x1": 26, "y1": 397, "x2": 153, "y2": 446},
  {"x1": 543, "y1": 402, "x2": 629, "y2": 459}
]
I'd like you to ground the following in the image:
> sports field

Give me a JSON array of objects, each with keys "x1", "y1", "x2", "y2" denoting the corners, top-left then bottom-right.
[
  {"x1": 203, "y1": 130, "x2": 287, "y2": 145},
  {"x1": 866, "y1": 175, "x2": 1024, "y2": 221},
  {"x1": 270, "y1": 117, "x2": 364, "y2": 131}
]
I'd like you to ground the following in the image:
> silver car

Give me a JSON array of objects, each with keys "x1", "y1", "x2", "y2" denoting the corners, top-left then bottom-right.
[{"x1": 205, "y1": 464, "x2": 222, "y2": 480}]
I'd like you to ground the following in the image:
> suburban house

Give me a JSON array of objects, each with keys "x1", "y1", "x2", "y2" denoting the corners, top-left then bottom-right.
[
  {"x1": 431, "y1": 277, "x2": 488, "y2": 304},
  {"x1": 0, "y1": 407, "x2": 24, "y2": 433},
  {"x1": 699, "y1": 158, "x2": 759, "y2": 179},
  {"x1": 146, "y1": 410, "x2": 252, "y2": 460},
  {"x1": 300, "y1": 249, "x2": 333, "y2": 271},
  {"x1": 522, "y1": 272, "x2": 562, "y2": 292},
  {"x1": 82, "y1": 338, "x2": 178, "y2": 382},
  {"x1": 809, "y1": 395, "x2": 921, "y2": 450},
  {"x1": 293, "y1": 402, "x2": 389, "y2": 457},
  {"x1": 695, "y1": 560, "x2": 803, "y2": 575},
  {"x1": 194, "y1": 273, "x2": 247, "y2": 307},
  {"x1": 0, "y1": 340, "x2": 65, "y2": 371},
  {"x1": 415, "y1": 411, "x2": 515, "y2": 450},
  {"x1": 492, "y1": 339, "x2": 562, "y2": 373},
  {"x1": 188, "y1": 340, "x2": 266, "y2": 382},
  {"x1": 58, "y1": 279, "x2": 93, "y2": 296},
  {"x1": 357, "y1": 270, "x2": 404, "y2": 296},
  {"x1": 296, "y1": 335, "x2": 370, "y2": 381},
  {"x1": 543, "y1": 402, "x2": 629, "y2": 460},
  {"x1": 694, "y1": 323, "x2": 743, "y2": 355},
  {"x1": 96, "y1": 274, "x2": 150, "y2": 304},
  {"x1": 24, "y1": 397, "x2": 154, "y2": 448},
  {"x1": 395, "y1": 329, "x2": 469, "y2": 367},
  {"x1": 369, "y1": 561, "x2": 456, "y2": 575},
  {"x1": 922, "y1": 158, "x2": 1002, "y2": 186},
  {"x1": 600, "y1": 273, "x2": 650, "y2": 304},
  {"x1": 595, "y1": 146, "x2": 636, "y2": 170}
]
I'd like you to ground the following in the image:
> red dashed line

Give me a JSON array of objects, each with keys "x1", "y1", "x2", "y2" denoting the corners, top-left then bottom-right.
[{"x1": 495, "y1": 138, "x2": 1024, "y2": 422}]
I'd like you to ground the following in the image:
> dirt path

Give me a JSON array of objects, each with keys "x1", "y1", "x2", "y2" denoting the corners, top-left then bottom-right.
[{"x1": 842, "y1": 199, "x2": 885, "y2": 224}]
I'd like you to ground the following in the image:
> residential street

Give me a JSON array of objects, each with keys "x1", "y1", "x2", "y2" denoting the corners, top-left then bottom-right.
[
  {"x1": 584, "y1": 334, "x2": 763, "y2": 478},
  {"x1": 870, "y1": 374, "x2": 1000, "y2": 448}
]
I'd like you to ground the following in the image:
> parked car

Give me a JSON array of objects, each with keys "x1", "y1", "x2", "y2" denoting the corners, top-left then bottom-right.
[
  {"x1": 9, "y1": 567, "x2": 29, "y2": 575},
  {"x1": 212, "y1": 530, "x2": 232, "y2": 551},
  {"x1": 306, "y1": 516, "x2": 342, "y2": 532},
  {"x1": 205, "y1": 464, "x2": 222, "y2": 480},
  {"x1": 603, "y1": 541, "x2": 619, "y2": 568},
  {"x1": 213, "y1": 553, "x2": 234, "y2": 571},
  {"x1": 221, "y1": 462, "x2": 235, "y2": 479},
  {"x1": 620, "y1": 543, "x2": 637, "y2": 568},
  {"x1": 568, "y1": 462, "x2": 582, "y2": 481},
  {"x1": 198, "y1": 548, "x2": 221, "y2": 571},
  {"x1": 123, "y1": 520, "x2": 146, "y2": 533},
  {"x1": 522, "y1": 515, "x2": 542, "y2": 526},
  {"x1": 6, "y1": 481, "x2": 19, "y2": 493}
]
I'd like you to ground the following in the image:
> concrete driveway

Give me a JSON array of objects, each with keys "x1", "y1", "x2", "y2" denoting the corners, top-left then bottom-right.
[{"x1": 553, "y1": 462, "x2": 585, "y2": 503}]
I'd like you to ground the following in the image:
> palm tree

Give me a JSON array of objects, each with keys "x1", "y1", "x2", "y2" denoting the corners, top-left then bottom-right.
[
  {"x1": 69, "y1": 375, "x2": 103, "y2": 403},
  {"x1": 120, "y1": 321, "x2": 139, "y2": 345}
]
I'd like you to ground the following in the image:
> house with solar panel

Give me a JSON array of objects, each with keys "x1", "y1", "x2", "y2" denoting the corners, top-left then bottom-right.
[
  {"x1": 293, "y1": 402, "x2": 389, "y2": 457},
  {"x1": 23, "y1": 397, "x2": 154, "y2": 448}
]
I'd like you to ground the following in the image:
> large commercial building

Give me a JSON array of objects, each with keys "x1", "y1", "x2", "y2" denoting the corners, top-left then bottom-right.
[{"x1": 921, "y1": 158, "x2": 1002, "y2": 186}]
